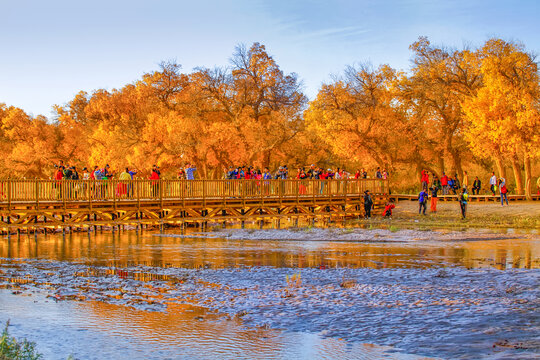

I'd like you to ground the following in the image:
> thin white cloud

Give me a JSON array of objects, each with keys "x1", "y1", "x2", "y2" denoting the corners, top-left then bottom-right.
[{"x1": 294, "y1": 26, "x2": 371, "y2": 41}]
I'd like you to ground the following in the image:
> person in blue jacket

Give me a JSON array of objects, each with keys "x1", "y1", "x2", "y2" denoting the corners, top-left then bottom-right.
[{"x1": 418, "y1": 188, "x2": 428, "y2": 215}]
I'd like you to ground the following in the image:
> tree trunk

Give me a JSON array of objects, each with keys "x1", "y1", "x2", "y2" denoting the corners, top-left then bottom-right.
[
  {"x1": 494, "y1": 155, "x2": 506, "y2": 180},
  {"x1": 447, "y1": 147, "x2": 463, "y2": 179},
  {"x1": 262, "y1": 150, "x2": 271, "y2": 170},
  {"x1": 510, "y1": 154, "x2": 523, "y2": 195},
  {"x1": 524, "y1": 153, "x2": 532, "y2": 200},
  {"x1": 416, "y1": 163, "x2": 423, "y2": 184},
  {"x1": 438, "y1": 154, "x2": 445, "y2": 175}
]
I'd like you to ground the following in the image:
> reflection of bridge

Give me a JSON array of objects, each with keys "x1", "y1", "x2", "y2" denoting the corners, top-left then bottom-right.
[{"x1": 0, "y1": 179, "x2": 389, "y2": 233}]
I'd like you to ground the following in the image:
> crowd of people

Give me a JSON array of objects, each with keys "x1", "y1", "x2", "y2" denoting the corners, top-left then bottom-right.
[
  {"x1": 418, "y1": 169, "x2": 515, "y2": 219},
  {"x1": 223, "y1": 165, "x2": 390, "y2": 181},
  {"x1": 52, "y1": 161, "x2": 391, "y2": 183}
]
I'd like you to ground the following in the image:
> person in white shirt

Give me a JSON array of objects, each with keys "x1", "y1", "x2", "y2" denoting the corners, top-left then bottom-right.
[{"x1": 489, "y1": 172, "x2": 497, "y2": 195}]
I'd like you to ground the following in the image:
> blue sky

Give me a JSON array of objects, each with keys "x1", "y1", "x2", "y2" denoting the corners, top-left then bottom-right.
[{"x1": 1, "y1": 0, "x2": 539, "y2": 118}]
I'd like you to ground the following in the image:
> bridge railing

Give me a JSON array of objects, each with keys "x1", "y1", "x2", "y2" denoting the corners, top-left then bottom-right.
[{"x1": 0, "y1": 179, "x2": 389, "y2": 204}]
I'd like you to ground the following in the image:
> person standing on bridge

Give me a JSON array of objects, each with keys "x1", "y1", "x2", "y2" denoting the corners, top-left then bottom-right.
[
  {"x1": 363, "y1": 190, "x2": 373, "y2": 219},
  {"x1": 150, "y1": 165, "x2": 160, "y2": 198},
  {"x1": 127, "y1": 167, "x2": 137, "y2": 197},
  {"x1": 118, "y1": 168, "x2": 132, "y2": 197},
  {"x1": 54, "y1": 165, "x2": 64, "y2": 199},
  {"x1": 185, "y1": 164, "x2": 196, "y2": 197},
  {"x1": 185, "y1": 164, "x2": 196, "y2": 180}
]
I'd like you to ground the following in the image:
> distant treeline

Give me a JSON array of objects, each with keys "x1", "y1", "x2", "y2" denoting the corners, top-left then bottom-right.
[{"x1": 0, "y1": 37, "x2": 539, "y2": 196}]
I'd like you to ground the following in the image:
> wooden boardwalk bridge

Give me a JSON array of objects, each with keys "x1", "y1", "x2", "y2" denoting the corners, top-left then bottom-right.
[{"x1": 0, "y1": 179, "x2": 389, "y2": 233}]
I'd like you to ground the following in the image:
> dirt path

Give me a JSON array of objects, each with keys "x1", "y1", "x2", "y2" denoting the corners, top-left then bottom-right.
[
  {"x1": 396, "y1": 200, "x2": 540, "y2": 217},
  {"x1": 376, "y1": 200, "x2": 540, "y2": 229}
]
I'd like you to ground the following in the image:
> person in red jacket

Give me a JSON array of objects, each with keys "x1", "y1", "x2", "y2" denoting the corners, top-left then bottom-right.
[
  {"x1": 54, "y1": 165, "x2": 64, "y2": 199},
  {"x1": 383, "y1": 201, "x2": 396, "y2": 217},
  {"x1": 421, "y1": 170, "x2": 430, "y2": 190},
  {"x1": 149, "y1": 165, "x2": 160, "y2": 197},
  {"x1": 440, "y1": 172, "x2": 449, "y2": 195}
]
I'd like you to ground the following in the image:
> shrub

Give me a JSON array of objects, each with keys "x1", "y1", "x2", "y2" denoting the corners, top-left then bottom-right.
[{"x1": 0, "y1": 321, "x2": 42, "y2": 360}]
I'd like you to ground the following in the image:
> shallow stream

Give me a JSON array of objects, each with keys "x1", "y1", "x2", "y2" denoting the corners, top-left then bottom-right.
[{"x1": 1, "y1": 226, "x2": 539, "y2": 359}]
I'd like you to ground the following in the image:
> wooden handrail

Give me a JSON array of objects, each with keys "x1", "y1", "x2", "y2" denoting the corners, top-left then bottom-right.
[{"x1": 0, "y1": 179, "x2": 389, "y2": 203}]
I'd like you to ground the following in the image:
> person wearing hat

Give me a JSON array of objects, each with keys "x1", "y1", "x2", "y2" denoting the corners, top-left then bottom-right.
[{"x1": 363, "y1": 190, "x2": 373, "y2": 219}]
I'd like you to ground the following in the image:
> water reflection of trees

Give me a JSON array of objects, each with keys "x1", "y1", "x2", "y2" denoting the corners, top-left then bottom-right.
[{"x1": 1, "y1": 232, "x2": 538, "y2": 270}]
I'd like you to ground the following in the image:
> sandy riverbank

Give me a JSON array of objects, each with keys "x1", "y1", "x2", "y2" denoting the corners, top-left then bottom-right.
[{"x1": 374, "y1": 200, "x2": 540, "y2": 229}]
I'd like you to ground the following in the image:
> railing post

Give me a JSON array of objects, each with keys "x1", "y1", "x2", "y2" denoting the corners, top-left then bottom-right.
[
  {"x1": 137, "y1": 180, "x2": 141, "y2": 213},
  {"x1": 35, "y1": 179, "x2": 39, "y2": 210},
  {"x1": 343, "y1": 179, "x2": 347, "y2": 216},
  {"x1": 312, "y1": 179, "x2": 316, "y2": 203},
  {"x1": 181, "y1": 180, "x2": 185, "y2": 209},
  {"x1": 113, "y1": 179, "x2": 117, "y2": 212},
  {"x1": 88, "y1": 179, "x2": 93, "y2": 213},
  {"x1": 202, "y1": 180, "x2": 206, "y2": 210},
  {"x1": 8, "y1": 179, "x2": 12, "y2": 213},
  {"x1": 278, "y1": 179, "x2": 282, "y2": 208},
  {"x1": 241, "y1": 179, "x2": 245, "y2": 213},
  {"x1": 62, "y1": 179, "x2": 66, "y2": 212},
  {"x1": 296, "y1": 179, "x2": 299, "y2": 206}
]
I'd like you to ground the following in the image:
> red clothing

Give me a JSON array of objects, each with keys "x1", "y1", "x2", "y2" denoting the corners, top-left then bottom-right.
[
  {"x1": 421, "y1": 170, "x2": 429, "y2": 183},
  {"x1": 355, "y1": 171, "x2": 360, "y2": 179},
  {"x1": 55, "y1": 170, "x2": 63, "y2": 180},
  {"x1": 441, "y1": 175, "x2": 448, "y2": 186},
  {"x1": 383, "y1": 203, "x2": 395, "y2": 216},
  {"x1": 116, "y1": 183, "x2": 127, "y2": 196},
  {"x1": 430, "y1": 197, "x2": 438, "y2": 212},
  {"x1": 150, "y1": 171, "x2": 160, "y2": 181}
]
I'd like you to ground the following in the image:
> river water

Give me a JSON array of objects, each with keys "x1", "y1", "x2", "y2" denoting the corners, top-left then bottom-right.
[{"x1": 0, "y1": 226, "x2": 539, "y2": 359}]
